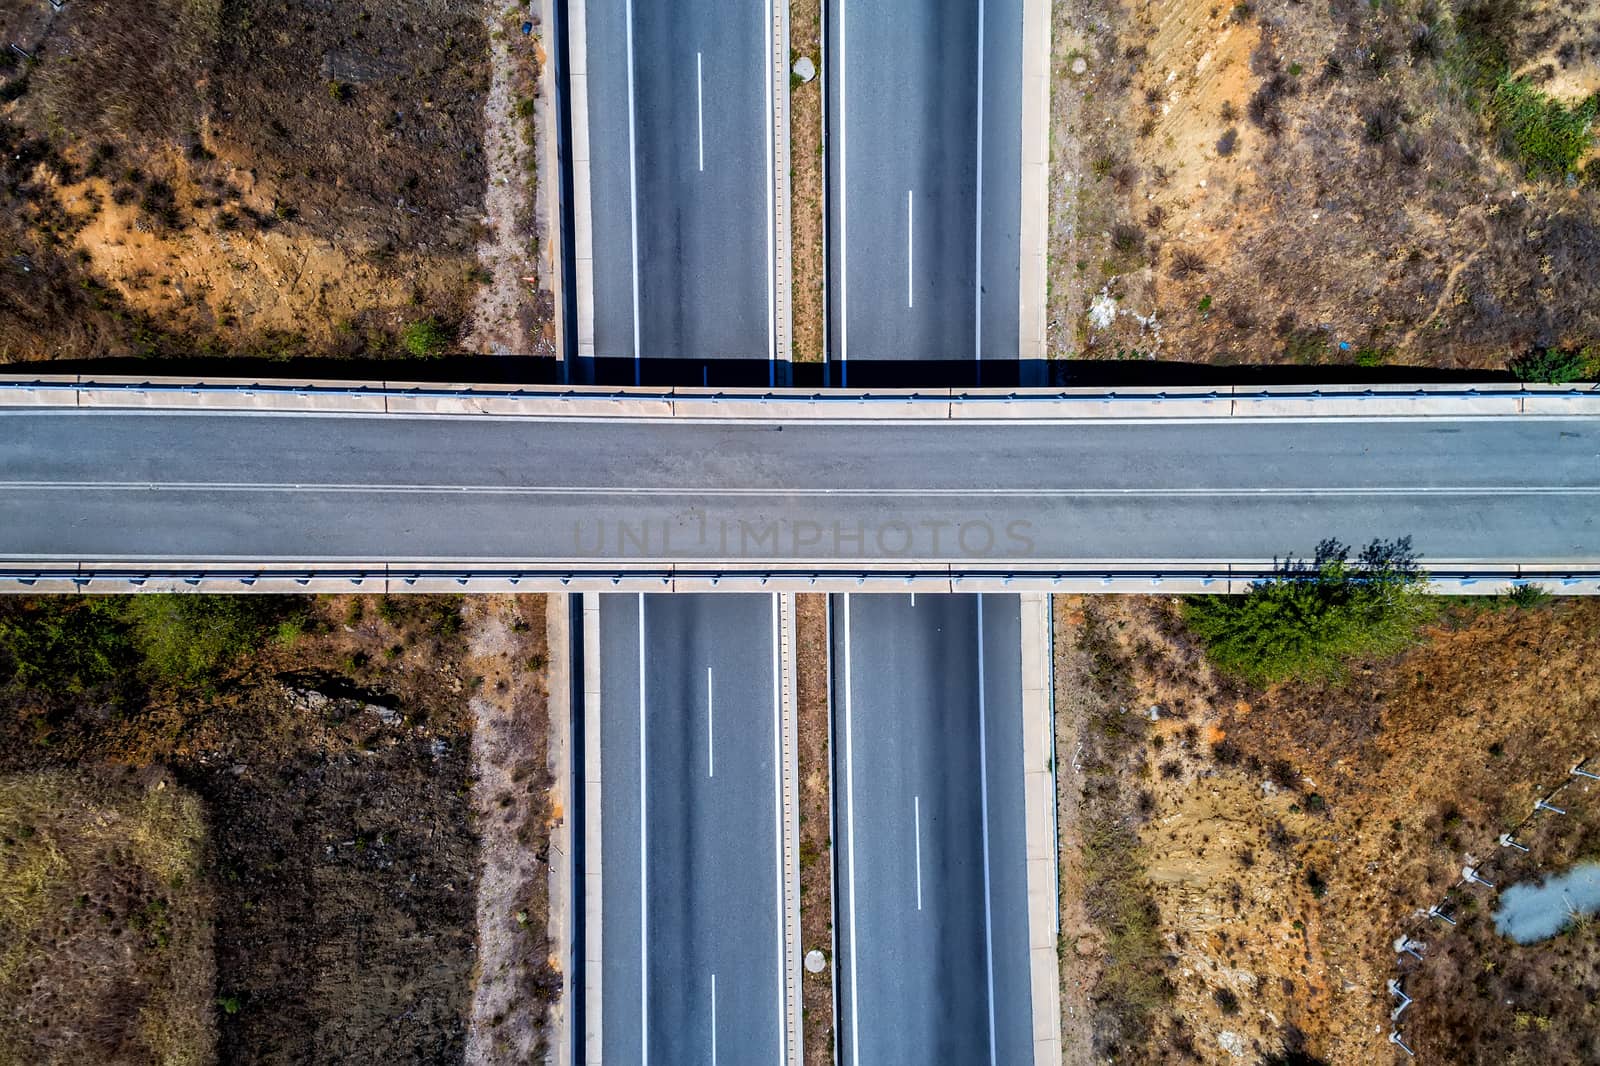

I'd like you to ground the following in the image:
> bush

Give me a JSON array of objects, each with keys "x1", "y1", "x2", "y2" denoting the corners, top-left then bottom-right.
[
  {"x1": 400, "y1": 317, "x2": 451, "y2": 358},
  {"x1": 120, "y1": 595, "x2": 290, "y2": 685},
  {"x1": 1184, "y1": 537, "x2": 1429, "y2": 684},
  {"x1": 1491, "y1": 79, "x2": 1597, "y2": 180},
  {"x1": 0, "y1": 599, "x2": 132, "y2": 695},
  {"x1": 1509, "y1": 346, "x2": 1599, "y2": 384}
]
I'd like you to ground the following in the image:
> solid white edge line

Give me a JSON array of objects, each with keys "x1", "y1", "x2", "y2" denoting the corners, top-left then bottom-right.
[
  {"x1": 913, "y1": 794, "x2": 923, "y2": 911},
  {"x1": 638, "y1": 592, "x2": 650, "y2": 1064},
  {"x1": 765, "y1": 0, "x2": 777, "y2": 387},
  {"x1": 973, "y1": 0, "x2": 985, "y2": 362},
  {"x1": 624, "y1": 0, "x2": 642, "y2": 381},
  {"x1": 843, "y1": 593, "x2": 862, "y2": 1065},
  {"x1": 907, "y1": 190, "x2": 914, "y2": 309},
  {"x1": 975, "y1": 594, "x2": 998, "y2": 1066},
  {"x1": 707, "y1": 664, "x2": 714, "y2": 778},
  {"x1": 711, "y1": 972, "x2": 719, "y2": 1066},
  {"x1": 838, "y1": 0, "x2": 849, "y2": 383},
  {"x1": 697, "y1": 52, "x2": 706, "y2": 173},
  {"x1": 770, "y1": 593, "x2": 786, "y2": 1064}
]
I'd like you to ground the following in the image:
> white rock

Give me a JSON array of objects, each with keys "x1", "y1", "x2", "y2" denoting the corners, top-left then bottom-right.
[
  {"x1": 1217, "y1": 1031, "x2": 1246, "y2": 1057},
  {"x1": 792, "y1": 56, "x2": 816, "y2": 83}
]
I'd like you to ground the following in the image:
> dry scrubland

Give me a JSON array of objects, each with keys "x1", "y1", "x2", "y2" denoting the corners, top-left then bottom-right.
[
  {"x1": 1051, "y1": 0, "x2": 1600, "y2": 372},
  {"x1": 1056, "y1": 594, "x2": 1600, "y2": 1064},
  {"x1": 0, "y1": 593, "x2": 559, "y2": 1064},
  {"x1": 0, "y1": 0, "x2": 500, "y2": 361}
]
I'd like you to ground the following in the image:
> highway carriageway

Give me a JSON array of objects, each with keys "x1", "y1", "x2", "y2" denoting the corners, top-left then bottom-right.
[{"x1": 0, "y1": 380, "x2": 1597, "y2": 591}]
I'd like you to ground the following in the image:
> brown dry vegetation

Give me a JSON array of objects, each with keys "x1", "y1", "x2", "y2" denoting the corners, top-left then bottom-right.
[
  {"x1": 795, "y1": 593, "x2": 835, "y2": 1065},
  {"x1": 0, "y1": 593, "x2": 557, "y2": 1064},
  {"x1": 790, "y1": 0, "x2": 825, "y2": 363},
  {"x1": 1053, "y1": 0, "x2": 1600, "y2": 371},
  {"x1": 463, "y1": 595, "x2": 560, "y2": 1063},
  {"x1": 1056, "y1": 592, "x2": 1600, "y2": 1064},
  {"x1": 0, "y1": 0, "x2": 491, "y2": 361},
  {"x1": 0, "y1": 767, "x2": 214, "y2": 1065}
]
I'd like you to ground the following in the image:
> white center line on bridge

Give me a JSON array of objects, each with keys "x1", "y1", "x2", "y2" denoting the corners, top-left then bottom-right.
[
  {"x1": 696, "y1": 51, "x2": 706, "y2": 173},
  {"x1": 706, "y1": 665, "x2": 714, "y2": 778}
]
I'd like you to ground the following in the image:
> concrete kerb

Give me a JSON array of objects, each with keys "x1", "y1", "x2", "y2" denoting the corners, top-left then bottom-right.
[
  {"x1": 1017, "y1": 0, "x2": 1051, "y2": 362},
  {"x1": 567, "y1": 0, "x2": 596, "y2": 359},
  {"x1": 1018, "y1": 591, "x2": 1063, "y2": 1066},
  {"x1": 545, "y1": 593, "x2": 576, "y2": 1066},
  {"x1": 581, "y1": 594, "x2": 603, "y2": 1066}
]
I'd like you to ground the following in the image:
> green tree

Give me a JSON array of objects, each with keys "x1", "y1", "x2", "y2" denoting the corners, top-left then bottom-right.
[{"x1": 1184, "y1": 537, "x2": 1428, "y2": 684}]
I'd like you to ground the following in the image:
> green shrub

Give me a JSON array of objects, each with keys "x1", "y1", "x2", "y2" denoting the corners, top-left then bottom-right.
[
  {"x1": 1184, "y1": 537, "x2": 1428, "y2": 684},
  {"x1": 400, "y1": 317, "x2": 451, "y2": 358},
  {"x1": 1509, "y1": 346, "x2": 1599, "y2": 383},
  {"x1": 0, "y1": 599, "x2": 132, "y2": 694},
  {"x1": 1505, "y1": 583, "x2": 1552, "y2": 609},
  {"x1": 1490, "y1": 79, "x2": 1597, "y2": 180},
  {"x1": 120, "y1": 595, "x2": 289, "y2": 685}
]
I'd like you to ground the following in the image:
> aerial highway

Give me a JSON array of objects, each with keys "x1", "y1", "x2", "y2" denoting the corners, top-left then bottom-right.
[
  {"x1": 583, "y1": 0, "x2": 774, "y2": 369},
  {"x1": 598, "y1": 593, "x2": 788, "y2": 1063},
  {"x1": 828, "y1": 0, "x2": 1022, "y2": 370},
  {"x1": 2, "y1": 405, "x2": 1596, "y2": 573},
  {"x1": 833, "y1": 593, "x2": 1034, "y2": 1064}
]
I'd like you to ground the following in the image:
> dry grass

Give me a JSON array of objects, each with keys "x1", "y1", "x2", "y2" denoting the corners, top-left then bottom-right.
[
  {"x1": 0, "y1": 768, "x2": 214, "y2": 1066},
  {"x1": 789, "y1": 0, "x2": 825, "y2": 363},
  {"x1": 0, "y1": 0, "x2": 490, "y2": 361},
  {"x1": 795, "y1": 594, "x2": 836, "y2": 1065},
  {"x1": 1056, "y1": 0, "x2": 1600, "y2": 370},
  {"x1": 1056, "y1": 593, "x2": 1600, "y2": 1064}
]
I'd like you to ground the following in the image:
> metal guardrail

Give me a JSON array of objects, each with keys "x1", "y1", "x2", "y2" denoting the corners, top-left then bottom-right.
[{"x1": 1, "y1": 378, "x2": 1596, "y2": 404}]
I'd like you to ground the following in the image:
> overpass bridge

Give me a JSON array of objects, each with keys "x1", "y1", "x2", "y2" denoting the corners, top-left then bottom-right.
[{"x1": 2, "y1": 375, "x2": 1597, "y2": 594}]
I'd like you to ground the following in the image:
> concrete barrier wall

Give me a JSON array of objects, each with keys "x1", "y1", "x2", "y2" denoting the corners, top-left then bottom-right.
[{"x1": 5, "y1": 376, "x2": 1599, "y2": 421}]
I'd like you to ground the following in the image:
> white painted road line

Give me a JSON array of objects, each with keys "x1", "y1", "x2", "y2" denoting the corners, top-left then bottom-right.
[
  {"x1": 696, "y1": 52, "x2": 706, "y2": 173},
  {"x1": 769, "y1": 593, "x2": 786, "y2": 1065},
  {"x1": 842, "y1": 594, "x2": 862, "y2": 1065},
  {"x1": 763, "y1": 0, "x2": 777, "y2": 387},
  {"x1": 710, "y1": 973, "x2": 718, "y2": 1066},
  {"x1": 637, "y1": 593, "x2": 650, "y2": 1065},
  {"x1": 976, "y1": 594, "x2": 997, "y2": 1066},
  {"x1": 18, "y1": 481, "x2": 1600, "y2": 499},
  {"x1": 707, "y1": 665, "x2": 715, "y2": 778},
  {"x1": 914, "y1": 794, "x2": 923, "y2": 911},
  {"x1": 906, "y1": 190, "x2": 915, "y2": 309},
  {"x1": 624, "y1": 0, "x2": 642, "y2": 380}
]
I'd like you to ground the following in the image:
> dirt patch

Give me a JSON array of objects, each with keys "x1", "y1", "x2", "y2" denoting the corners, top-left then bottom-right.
[
  {"x1": 794, "y1": 593, "x2": 835, "y2": 1064},
  {"x1": 1055, "y1": 0, "x2": 1600, "y2": 369},
  {"x1": 0, "y1": 767, "x2": 214, "y2": 1065},
  {"x1": 0, "y1": 594, "x2": 495, "y2": 1064},
  {"x1": 790, "y1": 0, "x2": 826, "y2": 364},
  {"x1": 1057, "y1": 593, "x2": 1600, "y2": 1064},
  {"x1": 463, "y1": 595, "x2": 560, "y2": 1064},
  {"x1": 0, "y1": 0, "x2": 491, "y2": 361},
  {"x1": 464, "y1": 7, "x2": 557, "y2": 356}
]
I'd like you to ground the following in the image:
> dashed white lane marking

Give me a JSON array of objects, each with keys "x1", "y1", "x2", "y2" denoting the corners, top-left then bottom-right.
[{"x1": 914, "y1": 794, "x2": 923, "y2": 911}]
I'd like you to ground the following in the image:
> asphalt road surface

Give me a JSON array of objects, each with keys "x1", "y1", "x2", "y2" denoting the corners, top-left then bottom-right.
[
  {"x1": 3, "y1": 411, "x2": 1596, "y2": 566},
  {"x1": 827, "y1": 0, "x2": 1022, "y2": 369},
  {"x1": 599, "y1": 593, "x2": 786, "y2": 1064},
  {"x1": 833, "y1": 593, "x2": 1033, "y2": 1064},
  {"x1": 585, "y1": 0, "x2": 772, "y2": 364}
]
